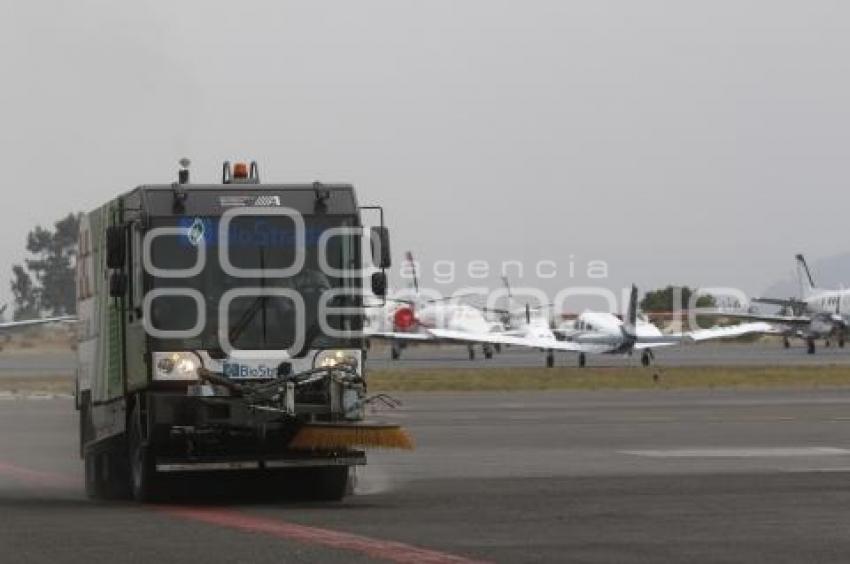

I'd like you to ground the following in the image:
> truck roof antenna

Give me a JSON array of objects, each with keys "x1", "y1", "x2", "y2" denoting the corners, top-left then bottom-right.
[
  {"x1": 172, "y1": 158, "x2": 190, "y2": 213},
  {"x1": 313, "y1": 181, "x2": 330, "y2": 212},
  {"x1": 178, "y1": 157, "x2": 191, "y2": 185}
]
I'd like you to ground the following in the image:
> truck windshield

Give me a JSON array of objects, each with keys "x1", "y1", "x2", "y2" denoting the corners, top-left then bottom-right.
[{"x1": 146, "y1": 214, "x2": 362, "y2": 353}]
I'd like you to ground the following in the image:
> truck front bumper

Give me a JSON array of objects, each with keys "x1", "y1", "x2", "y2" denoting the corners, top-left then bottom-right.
[{"x1": 146, "y1": 391, "x2": 365, "y2": 472}]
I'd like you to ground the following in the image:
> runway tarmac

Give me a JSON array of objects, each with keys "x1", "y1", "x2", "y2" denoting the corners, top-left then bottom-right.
[
  {"x1": 2, "y1": 389, "x2": 850, "y2": 562},
  {"x1": 366, "y1": 340, "x2": 850, "y2": 370}
]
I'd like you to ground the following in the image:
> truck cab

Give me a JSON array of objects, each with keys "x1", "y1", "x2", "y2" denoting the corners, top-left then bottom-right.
[{"x1": 76, "y1": 161, "x2": 403, "y2": 501}]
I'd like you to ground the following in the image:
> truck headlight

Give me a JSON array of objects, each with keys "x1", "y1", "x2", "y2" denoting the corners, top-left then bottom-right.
[
  {"x1": 314, "y1": 349, "x2": 361, "y2": 372},
  {"x1": 154, "y1": 352, "x2": 201, "y2": 381}
]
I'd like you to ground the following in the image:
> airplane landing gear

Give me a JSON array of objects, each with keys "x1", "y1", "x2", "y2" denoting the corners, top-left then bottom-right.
[
  {"x1": 546, "y1": 350, "x2": 554, "y2": 368},
  {"x1": 494, "y1": 344, "x2": 502, "y2": 354},
  {"x1": 840, "y1": 335, "x2": 846, "y2": 348},
  {"x1": 483, "y1": 344, "x2": 494, "y2": 360},
  {"x1": 391, "y1": 343, "x2": 401, "y2": 360},
  {"x1": 783, "y1": 337, "x2": 790, "y2": 349},
  {"x1": 578, "y1": 353, "x2": 586, "y2": 368},
  {"x1": 807, "y1": 338, "x2": 816, "y2": 355},
  {"x1": 641, "y1": 350, "x2": 653, "y2": 367},
  {"x1": 468, "y1": 345, "x2": 476, "y2": 361}
]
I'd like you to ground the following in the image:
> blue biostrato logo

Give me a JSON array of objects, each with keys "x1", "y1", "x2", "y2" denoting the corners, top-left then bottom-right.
[
  {"x1": 223, "y1": 362, "x2": 276, "y2": 379},
  {"x1": 177, "y1": 217, "x2": 324, "y2": 248}
]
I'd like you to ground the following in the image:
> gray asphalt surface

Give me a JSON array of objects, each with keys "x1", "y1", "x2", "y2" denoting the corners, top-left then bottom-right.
[
  {"x1": 3, "y1": 389, "x2": 850, "y2": 562},
  {"x1": 0, "y1": 350, "x2": 76, "y2": 375},
  {"x1": 366, "y1": 340, "x2": 850, "y2": 369}
]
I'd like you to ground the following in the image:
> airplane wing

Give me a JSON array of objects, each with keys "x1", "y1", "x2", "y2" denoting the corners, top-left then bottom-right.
[
  {"x1": 752, "y1": 297, "x2": 807, "y2": 308},
  {"x1": 426, "y1": 328, "x2": 607, "y2": 353},
  {"x1": 684, "y1": 321, "x2": 778, "y2": 342},
  {"x1": 366, "y1": 331, "x2": 436, "y2": 342},
  {"x1": 0, "y1": 315, "x2": 76, "y2": 332},
  {"x1": 698, "y1": 310, "x2": 810, "y2": 326},
  {"x1": 634, "y1": 342, "x2": 677, "y2": 350}
]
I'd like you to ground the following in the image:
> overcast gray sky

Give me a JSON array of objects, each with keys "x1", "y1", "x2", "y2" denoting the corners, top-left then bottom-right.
[{"x1": 2, "y1": 0, "x2": 848, "y2": 311}]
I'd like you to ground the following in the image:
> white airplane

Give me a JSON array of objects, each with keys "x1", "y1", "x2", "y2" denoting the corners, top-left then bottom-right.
[
  {"x1": 364, "y1": 253, "x2": 514, "y2": 361},
  {"x1": 709, "y1": 254, "x2": 850, "y2": 354},
  {"x1": 553, "y1": 285, "x2": 775, "y2": 367},
  {"x1": 482, "y1": 276, "x2": 562, "y2": 366},
  {"x1": 0, "y1": 305, "x2": 76, "y2": 349},
  {"x1": 366, "y1": 253, "x2": 603, "y2": 364}
]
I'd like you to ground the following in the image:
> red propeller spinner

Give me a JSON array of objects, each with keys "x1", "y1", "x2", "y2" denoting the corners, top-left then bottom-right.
[{"x1": 393, "y1": 306, "x2": 416, "y2": 331}]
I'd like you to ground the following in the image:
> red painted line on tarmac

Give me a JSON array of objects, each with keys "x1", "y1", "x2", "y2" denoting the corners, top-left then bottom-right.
[
  {"x1": 0, "y1": 461, "x2": 485, "y2": 564},
  {"x1": 160, "y1": 505, "x2": 486, "y2": 564}
]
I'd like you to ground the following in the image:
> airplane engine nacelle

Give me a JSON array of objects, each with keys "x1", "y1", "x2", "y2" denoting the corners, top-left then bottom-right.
[{"x1": 393, "y1": 307, "x2": 416, "y2": 331}]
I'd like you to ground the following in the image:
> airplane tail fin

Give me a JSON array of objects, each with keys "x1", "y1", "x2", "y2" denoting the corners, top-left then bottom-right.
[
  {"x1": 795, "y1": 253, "x2": 817, "y2": 296},
  {"x1": 404, "y1": 251, "x2": 420, "y2": 295},
  {"x1": 623, "y1": 284, "x2": 638, "y2": 337},
  {"x1": 501, "y1": 276, "x2": 514, "y2": 310}
]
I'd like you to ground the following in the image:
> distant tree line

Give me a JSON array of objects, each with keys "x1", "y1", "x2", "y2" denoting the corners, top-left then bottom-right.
[
  {"x1": 10, "y1": 213, "x2": 80, "y2": 320},
  {"x1": 640, "y1": 285, "x2": 716, "y2": 312}
]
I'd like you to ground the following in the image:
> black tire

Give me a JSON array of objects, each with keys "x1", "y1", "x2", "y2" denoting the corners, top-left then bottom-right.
[
  {"x1": 128, "y1": 406, "x2": 159, "y2": 502},
  {"x1": 578, "y1": 353, "x2": 586, "y2": 368},
  {"x1": 641, "y1": 351, "x2": 651, "y2": 367},
  {"x1": 84, "y1": 447, "x2": 130, "y2": 500},
  {"x1": 310, "y1": 467, "x2": 350, "y2": 501},
  {"x1": 468, "y1": 346, "x2": 475, "y2": 361},
  {"x1": 390, "y1": 344, "x2": 400, "y2": 360},
  {"x1": 546, "y1": 351, "x2": 554, "y2": 368},
  {"x1": 783, "y1": 337, "x2": 790, "y2": 349},
  {"x1": 484, "y1": 345, "x2": 493, "y2": 360},
  {"x1": 807, "y1": 339, "x2": 816, "y2": 355}
]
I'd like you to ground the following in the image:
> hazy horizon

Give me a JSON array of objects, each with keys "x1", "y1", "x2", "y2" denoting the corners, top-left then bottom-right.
[{"x1": 2, "y1": 1, "x2": 848, "y2": 313}]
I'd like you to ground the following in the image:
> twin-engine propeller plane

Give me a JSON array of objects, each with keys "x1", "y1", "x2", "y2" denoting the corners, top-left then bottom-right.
[
  {"x1": 706, "y1": 254, "x2": 850, "y2": 354},
  {"x1": 552, "y1": 285, "x2": 774, "y2": 367}
]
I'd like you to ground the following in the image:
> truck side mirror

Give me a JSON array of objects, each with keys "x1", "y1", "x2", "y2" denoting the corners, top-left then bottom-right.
[
  {"x1": 109, "y1": 272, "x2": 127, "y2": 298},
  {"x1": 370, "y1": 226, "x2": 391, "y2": 269},
  {"x1": 106, "y1": 225, "x2": 126, "y2": 269},
  {"x1": 371, "y1": 272, "x2": 387, "y2": 298}
]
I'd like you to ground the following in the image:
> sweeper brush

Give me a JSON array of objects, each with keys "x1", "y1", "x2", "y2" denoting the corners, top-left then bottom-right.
[{"x1": 289, "y1": 422, "x2": 415, "y2": 451}]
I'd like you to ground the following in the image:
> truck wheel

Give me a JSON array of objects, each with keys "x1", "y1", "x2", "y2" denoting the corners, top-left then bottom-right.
[
  {"x1": 128, "y1": 408, "x2": 158, "y2": 502},
  {"x1": 311, "y1": 467, "x2": 349, "y2": 501}
]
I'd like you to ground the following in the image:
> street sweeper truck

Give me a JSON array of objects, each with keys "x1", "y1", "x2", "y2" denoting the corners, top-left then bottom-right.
[{"x1": 75, "y1": 160, "x2": 411, "y2": 502}]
